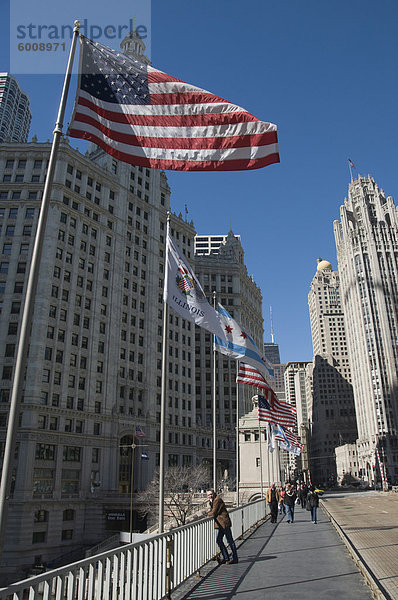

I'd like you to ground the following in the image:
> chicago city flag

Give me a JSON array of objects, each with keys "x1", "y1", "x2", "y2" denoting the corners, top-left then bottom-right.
[
  {"x1": 273, "y1": 425, "x2": 303, "y2": 455},
  {"x1": 215, "y1": 305, "x2": 273, "y2": 380},
  {"x1": 68, "y1": 35, "x2": 279, "y2": 171}
]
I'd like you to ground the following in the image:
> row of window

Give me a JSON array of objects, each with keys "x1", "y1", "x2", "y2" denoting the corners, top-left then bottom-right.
[
  {"x1": 35, "y1": 444, "x2": 99, "y2": 462},
  {"x1": 4, "y1": 159, "x2": 43, "y2": 169},
  {"x1": 1, "y1": 173, "x2": 43, "y2": 185},
  {"x1": 34, "y1": 508, "x2": 75, "y2": 522},
  {"x1": 1, "y1": 224, "x2": 32, "y2": 237},
  {"x1": 0, "y1": 207, "x2": 35, "y2": 218},
  {"x1": 32, "y1": 530, "x2": 74, "y2": 543}
]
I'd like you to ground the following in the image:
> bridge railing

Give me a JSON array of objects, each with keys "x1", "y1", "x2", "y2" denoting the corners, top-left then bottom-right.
[{"x1": 0, "y1": 498, "x2": 267, "y2": 600}]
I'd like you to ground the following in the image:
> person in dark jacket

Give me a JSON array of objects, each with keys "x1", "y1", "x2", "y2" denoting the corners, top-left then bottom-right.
[
  {"x1": 266, "y1": 483, "x2": 281, "y2": 523},
  {"x1": 299, "y1": 483, "x2": 308, "y2": 508},
  {"x1": 306, "y1": 486, "x2": 319, "y2": 523},
  {"x1": 283, "y1": 483, "x2": 297, "y2": 523},
  {"x1": 207, "y1": 489, "x2": 238, "y2": 564}
]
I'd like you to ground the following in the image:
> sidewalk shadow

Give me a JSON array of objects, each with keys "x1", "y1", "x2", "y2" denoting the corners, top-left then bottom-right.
[{"x1": 177, "y1": 520, "x2": 279, "y2": 599}]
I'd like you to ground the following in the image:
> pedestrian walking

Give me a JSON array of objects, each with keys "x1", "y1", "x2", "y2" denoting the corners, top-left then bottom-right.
[
  {"x1": 284, "y1": 483, "x2": 297, "y2": 523},
  {"x1": 306, "y1": 486, "x2": 319, "y2": 523},
  {"x1": 279, "y1": 487, "x2": 285, "y2": 514},
  {"x1": 266, "y1": 483, "x2": 280, "y2": 523},
  {"x1": 207, "y1": 489, "x2": 239, "y2": 564},
  {"x1": 299, "y1": 483, "x2": 308, "y2": 508}
]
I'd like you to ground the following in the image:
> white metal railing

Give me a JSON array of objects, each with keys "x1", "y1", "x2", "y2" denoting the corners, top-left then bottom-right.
[{"x1": 0, "y1": 498, "x2": 267, "y2": 600}]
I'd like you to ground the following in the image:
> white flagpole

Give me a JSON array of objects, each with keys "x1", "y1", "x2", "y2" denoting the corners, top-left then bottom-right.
[
  {"x1": 212, "y1": 292, "x2": 217, "y2": 491},
  {"x1": 258, "y1": 418, "x2": 264, "y2": 499},
  {"x1": 159, "y1": 213, "x2": 171, "y2": 532},
  {"x1": 0, "y1": 20, "x2": 81, "y2": 561},
  {"x1": 267, "y1": 392, "x2": 273, "y2": 485},
  {"x1": 266, "y1": 428, "x2": 270, "y2": 487},
  {"x1": 236, "y1": 361, "x2": 240, "y2": 506}
]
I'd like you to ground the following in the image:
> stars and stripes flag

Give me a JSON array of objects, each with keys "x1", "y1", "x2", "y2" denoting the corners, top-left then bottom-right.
[
  {"x1": 256, "y1": 394, "x2": 297, "y2": 429},
  {"x1": 348, "y1": 158, "x2": 356, "y2": 168},
  {"x1": 135, "y1": 425, "x2": 146, "y2": 438},
  {"x1": 215, "y1": 305, "x2": 274, "y2": 380},
  {"x1": 68, "y1": 35, "x2": 280, "y2": 171}
]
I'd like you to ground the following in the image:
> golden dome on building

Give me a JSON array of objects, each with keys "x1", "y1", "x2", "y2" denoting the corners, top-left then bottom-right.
[{"x1": 316, "y1": 258, "x2": 332, "y2": 271}]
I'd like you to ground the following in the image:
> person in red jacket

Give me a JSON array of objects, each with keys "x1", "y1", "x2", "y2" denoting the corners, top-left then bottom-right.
[{"x1": 207, "y1": 489, "x2": 238, "y2": 564}]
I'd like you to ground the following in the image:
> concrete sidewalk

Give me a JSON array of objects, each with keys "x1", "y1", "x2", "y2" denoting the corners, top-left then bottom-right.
[
  {"x1": 322, "y1": 490, "x2": 398, "y2": 600},
  {"x1": 174, "y1": 501, "x2": 374, "y2": 600}
]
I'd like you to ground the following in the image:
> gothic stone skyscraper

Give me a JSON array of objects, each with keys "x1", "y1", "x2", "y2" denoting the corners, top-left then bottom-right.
[
  {"x1": 334, "y1": 176, "x2": 398, "y2": 485},
  {"x1": 308, "y1": 259, "x2": 357, "y2": 486}
]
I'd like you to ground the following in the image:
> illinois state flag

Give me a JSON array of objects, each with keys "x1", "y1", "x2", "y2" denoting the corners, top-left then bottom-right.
[
  {"x1": 164, "y1": 229, "x2": 225, "y2": 338},
  {"x1": 68, "y1": 35, "x2": 279, "y2": 171},
  {"x1": 214, "y1": 304, "x2": 272, "y2": 379}
]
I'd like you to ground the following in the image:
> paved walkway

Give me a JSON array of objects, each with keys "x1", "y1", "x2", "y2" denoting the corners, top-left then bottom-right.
[
  {"x1": 322, "y1": 490, "x2": 398, "y2": 599},
  {"x1": 174, "y1": 494, "x2": 376, "y2": 600}
]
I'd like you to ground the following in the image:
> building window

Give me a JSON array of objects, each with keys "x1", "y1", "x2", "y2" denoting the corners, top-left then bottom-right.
[
  {"x1": 34, "y1": 510, "x2": 48, "y2": 523},
  {"x1": 61, "y1": 470, "x2": 80, "y2": 495},
  {"x1": 32, "y1": 531, "x2": 47, "y2": 544},
  {"x1": 63, "y1": 446, "x2": 81, "y2": 462},
  {"x1": 61, "y1": 529, "x2": 73, "y2": 540},
  {"x1": 35, "y1": 444, "x2": 55, "y2": 460}
]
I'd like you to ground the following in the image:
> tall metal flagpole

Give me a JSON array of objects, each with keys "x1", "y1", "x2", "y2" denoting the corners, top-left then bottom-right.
[
  {"x1": 258, "y1": 418, "x2": 264, "y2": 499},
  {"x1": 212, "y1": 292, "x2": 217, "y2": 492},
  {"x1": 267, "y1": 392, "x2": 273, "y2": 485},
  {"x1": 235, "y1": 361, "x2": 240, "y2": 506},
  {"x1": 266, "y1": 426, "x2": 271, "y2": 487},
  {"x1": 159, "y1": 213, "x2": 171, "y2": 532},
  {"x1": 0, "y1": 20, "x2": 81, "y2": 561}
]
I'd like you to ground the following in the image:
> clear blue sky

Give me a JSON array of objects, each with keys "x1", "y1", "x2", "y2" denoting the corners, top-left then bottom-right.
[{"x1": 2, "y1": 0, "x2": 397, "y2": 363}]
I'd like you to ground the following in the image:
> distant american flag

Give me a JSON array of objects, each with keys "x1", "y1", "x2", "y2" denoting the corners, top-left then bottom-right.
[
  {"x1": 68, "y1": 36, "x2": 280, "y2": 171},
  {"x1": 135, "y1": 425, "x2": 146, "y2": 438},
  {"x1": 256, "y1": 394, "x2": 296, "y2": 428}
]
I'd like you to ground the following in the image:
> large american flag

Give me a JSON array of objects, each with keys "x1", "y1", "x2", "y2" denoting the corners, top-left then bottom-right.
[
  {"x1": 256, "y1": 394, "x2": 296, "y2": 428},
  {"x1": 68, "y1": 36, "x2": 280, "y2": 171}
]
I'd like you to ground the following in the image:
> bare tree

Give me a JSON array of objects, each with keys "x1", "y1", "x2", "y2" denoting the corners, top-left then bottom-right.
[{"x1": 136, "y1": 464, "x2": 211, "y2": 528}]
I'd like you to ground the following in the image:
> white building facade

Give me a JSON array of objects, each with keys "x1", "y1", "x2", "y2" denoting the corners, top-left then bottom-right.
[
  {"x1": 307, "y1": 259, "x2": 357, "y2": 487},
  {"x1": 334, "y1": 176, "x2": 398, "y2": 485}
]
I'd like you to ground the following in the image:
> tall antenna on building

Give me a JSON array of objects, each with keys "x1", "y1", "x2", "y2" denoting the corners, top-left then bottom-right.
[{"x1": 270, "y1": 306, "x2": 275, "y2": 344}]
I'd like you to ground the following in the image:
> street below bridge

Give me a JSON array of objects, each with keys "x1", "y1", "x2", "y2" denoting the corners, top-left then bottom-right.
[{"x1": 174, "y1": 490, "x2": 397, "y2": 600}]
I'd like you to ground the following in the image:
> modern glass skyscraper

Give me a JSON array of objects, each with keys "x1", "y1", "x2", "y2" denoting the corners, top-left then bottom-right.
[
  {"x1": 0, "y1": 73, "x2": 32, "y2": 143},
  {"x1": 334, "y1": 176, "x2": 398, "y2": 485}
]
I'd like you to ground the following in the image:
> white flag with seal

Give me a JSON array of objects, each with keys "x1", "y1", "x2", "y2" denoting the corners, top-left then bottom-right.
[{"x1": 164, "y1": 228, "x2": 225, "y2": 338}]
